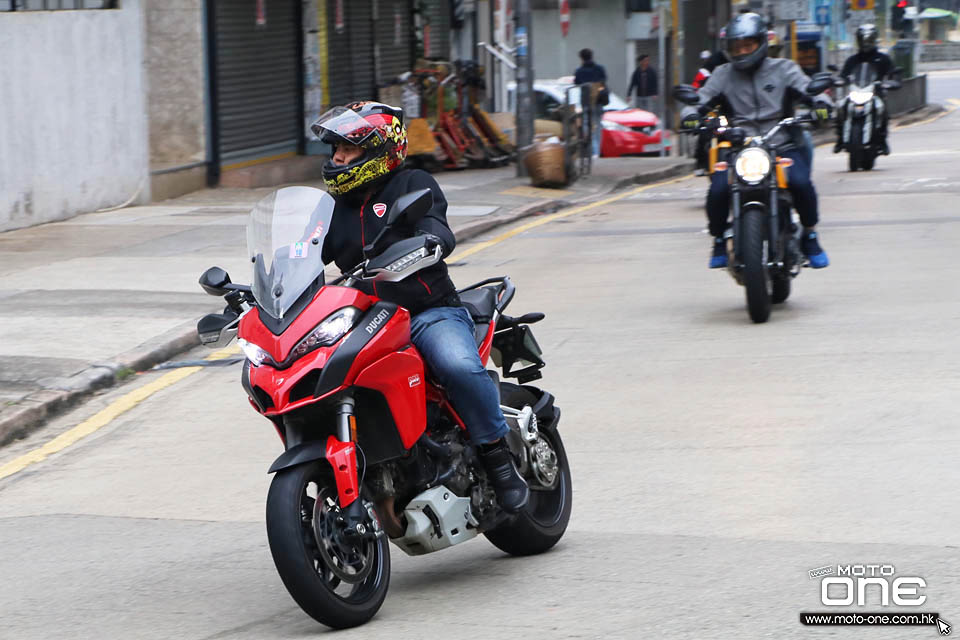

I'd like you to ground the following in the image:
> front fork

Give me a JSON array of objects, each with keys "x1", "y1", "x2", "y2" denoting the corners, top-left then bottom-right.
[
  {"x1": 728, "y1": 177, "x2": 782, "y2": 267},
  {"x1": 326, "y1": 396, "x2": 374, "y2": 535}
]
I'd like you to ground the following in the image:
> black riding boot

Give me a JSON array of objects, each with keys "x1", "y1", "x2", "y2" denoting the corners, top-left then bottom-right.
[{"x1": 478, "y1": 439, "x2": 530, "y2": 514}]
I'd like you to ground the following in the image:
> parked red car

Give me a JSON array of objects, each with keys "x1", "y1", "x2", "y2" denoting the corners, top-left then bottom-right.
[{"x1": 522, "y1": 79, "x2": 670, "y2": 157}]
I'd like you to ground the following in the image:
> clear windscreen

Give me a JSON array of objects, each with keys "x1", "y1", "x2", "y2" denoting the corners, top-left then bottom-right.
[
  {"x1": 246, "y1": 187, "x2": 335, "y2": 319},
  {"x1": 851, "y1": 62, "x2": 879, "y2": 88}
]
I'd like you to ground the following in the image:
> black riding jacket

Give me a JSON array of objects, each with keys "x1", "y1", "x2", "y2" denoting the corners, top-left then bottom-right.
[
  {"x1": 322, "y1": 168, "x2": 458, "y2": 315},
  {"x1": 841, "y1": 50, "x2": 895, "y2": 85}
]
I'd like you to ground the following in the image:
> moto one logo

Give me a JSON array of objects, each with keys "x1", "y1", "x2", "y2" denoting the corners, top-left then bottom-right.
[
  {"x1": 819, "y1": 565, "x2": 927, "y2": 607},
  {"x1": 365, "y1": 309, "x2": 390, "y2": 334}
]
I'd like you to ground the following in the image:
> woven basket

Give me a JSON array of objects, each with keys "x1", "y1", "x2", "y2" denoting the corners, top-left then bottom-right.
[{"x1": 524, "y1": 141, "x2": 568, "y2": 187}]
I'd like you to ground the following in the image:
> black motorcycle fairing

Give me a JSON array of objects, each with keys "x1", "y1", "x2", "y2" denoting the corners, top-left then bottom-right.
[
  {"x1": 258, "y1": 277, "x2": 324, "y2": 336},
  {"x1": 313, "y1": 301, "x2": 399, "y2": 398}
]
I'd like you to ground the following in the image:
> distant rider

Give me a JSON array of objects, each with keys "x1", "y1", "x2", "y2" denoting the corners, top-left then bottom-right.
[
  {"x1": 835, "y1": 24, "x2": 896, "y2": 156},
  {"x1": 681, "y1": 13, "x2": 830, "y2": 269}
]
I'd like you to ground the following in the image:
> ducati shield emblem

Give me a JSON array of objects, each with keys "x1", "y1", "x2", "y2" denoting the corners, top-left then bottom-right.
[
  {"x1": 408, "y1": 374, "x2": 421, "y2": 387},
  {"x1": 373, "y1": 203, "x2": 387, "y2": 218}
]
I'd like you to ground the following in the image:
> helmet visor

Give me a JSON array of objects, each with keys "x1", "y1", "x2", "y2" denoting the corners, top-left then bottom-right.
[{"x1": 312, "y1": 107, "x2": 386, "y2": 147}]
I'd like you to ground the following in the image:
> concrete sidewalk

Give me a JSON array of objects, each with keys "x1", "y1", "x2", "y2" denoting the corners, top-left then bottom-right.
[{"x1": 0, "y1": 156, "x2": 692, "y2": 443}]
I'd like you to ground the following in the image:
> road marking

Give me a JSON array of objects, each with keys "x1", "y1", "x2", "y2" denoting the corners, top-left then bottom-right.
[
  {"x1": 893, "y1": 103, "x2": 959, "y2": 130},
  {"x1": 0, "y1": 345, "x2": 240, "y2": 482},
  {"x1": 452, "y1": 173, "x2": 694, "y2": 264}
]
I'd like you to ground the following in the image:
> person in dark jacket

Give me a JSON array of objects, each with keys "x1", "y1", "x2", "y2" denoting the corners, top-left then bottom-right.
[
  {"x1": 627, "y1": 54, "x2": 658, "y2": 112},
  {"x1": 312, "y1": 101, "x2": 529, "y2": 513},
  {"x1": 574, "y1": 48, "x2": 607, "y2": 157}
]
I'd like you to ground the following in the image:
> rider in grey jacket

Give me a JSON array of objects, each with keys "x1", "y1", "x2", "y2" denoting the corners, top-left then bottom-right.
[{"x1": 682, "y1": 13, "x2": 830, "y2": 269}]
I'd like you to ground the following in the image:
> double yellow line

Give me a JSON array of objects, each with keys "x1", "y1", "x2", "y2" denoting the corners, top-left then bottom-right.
[
  {"x1": 0, "y1": 173, "x2": 694, "y2": 483},
  {"x1": 0, "y1": 346, "x2": 239, "y2": 482}
]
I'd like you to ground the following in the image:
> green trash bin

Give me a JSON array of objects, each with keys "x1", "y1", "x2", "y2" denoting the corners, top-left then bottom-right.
[{"x1": 891, "y1": 39, "x2": 917, "y2": 78}]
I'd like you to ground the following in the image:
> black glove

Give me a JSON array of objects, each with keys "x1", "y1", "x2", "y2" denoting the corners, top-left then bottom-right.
[{"x1": 417, "y1": 231, "x2": 442, "y2": 253}]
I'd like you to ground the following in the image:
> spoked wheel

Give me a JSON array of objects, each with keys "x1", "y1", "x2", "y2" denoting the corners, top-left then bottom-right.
[
  {"x1": 741, "y1": 208, "x2": 772, "y2": 323},
  {"x1": 485, "y1": 384, "x2": 573, "y2": 556},
  {"x1": 266, "y1": 462, "x2": 390, "y2": 629}
]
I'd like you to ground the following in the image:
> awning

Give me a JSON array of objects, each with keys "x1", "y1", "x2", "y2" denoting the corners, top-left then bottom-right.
[{"x1": 917, "y1": 7, "x2": 956, "y2": 20}]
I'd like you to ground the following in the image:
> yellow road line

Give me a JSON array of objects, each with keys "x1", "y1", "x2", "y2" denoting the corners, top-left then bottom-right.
[
  {"x1": 893, "y1": 103, "x2": 958, "y2": 130},
  {"x1": 0, "y1": 345, "x2": 240, "y2": 482},
  {"x1": 451, "y1": 173, "x2": 694, "y2": 264}
]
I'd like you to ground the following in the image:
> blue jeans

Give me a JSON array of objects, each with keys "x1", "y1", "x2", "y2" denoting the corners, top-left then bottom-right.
[
  {"x1": 410, "y1": 306, "x2": 509, "y2": 445},
  {"x1": 706, "y1": 147, "x2": 819, "y2": 238}
]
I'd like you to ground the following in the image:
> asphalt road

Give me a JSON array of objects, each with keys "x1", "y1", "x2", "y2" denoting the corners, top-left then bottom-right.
[{"x1": 2, "y1": 85, "x2": 959, "y2": 639}]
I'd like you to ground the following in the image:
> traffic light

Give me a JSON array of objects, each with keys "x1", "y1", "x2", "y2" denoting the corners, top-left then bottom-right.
[{"x1": 891, "y1": 0, "x2": 907, "y2": 33}]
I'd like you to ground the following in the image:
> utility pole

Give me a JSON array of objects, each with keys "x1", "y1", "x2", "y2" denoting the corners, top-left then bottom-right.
[
  {"x1": 658, "y1": 0, "x2": 667, "y2": 157},
  {"x1": 515, "y1": 0, "x2": 534, "y2": 177}
]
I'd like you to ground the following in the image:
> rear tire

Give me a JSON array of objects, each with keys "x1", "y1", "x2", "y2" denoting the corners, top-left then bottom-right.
[
  {"x1": 484, "y1": 384, "x2": 573, "y2": 556},
  {"x1": 741, "y1": 208, "x2": 772, "y2": 323},
  {"x1": 266, "y1": 462, "x2": 390, "y2": 629}
]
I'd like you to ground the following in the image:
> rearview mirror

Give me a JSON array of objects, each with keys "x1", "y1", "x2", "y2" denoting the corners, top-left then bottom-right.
[
  {"x1": 806, "y1": 72, "x2": 833, "y2": 96},
  {"x1": 672, "y1": 84, "x2": 700, "y2": 106},
  {"x1": 199, "y1": 267, "x2": 232, "y2": 296},
  {"x1": 387, "y1": 189, "x2": 434, "y2": 226}
]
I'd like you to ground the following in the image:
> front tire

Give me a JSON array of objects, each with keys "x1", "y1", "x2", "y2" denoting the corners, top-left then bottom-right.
[
  {"x1": 849, "y1": 125, "x2": 863, "y2": 172},
  {"x1": 741, "y1": 208, "x2": 772, "y2": 323},
  {"x1": 485, "y1": 384, "x2": 573, "y2": 556},
  {"x1": 266, "y1": 462, "x2": 390, "y2": 629}
]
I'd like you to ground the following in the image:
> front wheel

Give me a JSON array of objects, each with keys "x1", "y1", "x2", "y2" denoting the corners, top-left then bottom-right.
[
  {"x1": 485, "y1": 384, "x2": 573, "y2": 556},
  {"x1": 266, "y1": 462, "x2": 390, "y2": 629},
  {"x1": 741, "y1": 208, "x2": 772, "y2": 323},
  {"x1": 848, "y1": 125, "x2": 863, "y2": 172}
]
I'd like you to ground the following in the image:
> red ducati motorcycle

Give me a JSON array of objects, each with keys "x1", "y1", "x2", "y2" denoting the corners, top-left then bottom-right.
[{"x1": 196, "y1": 187, "x2": 571, "y2": 629}]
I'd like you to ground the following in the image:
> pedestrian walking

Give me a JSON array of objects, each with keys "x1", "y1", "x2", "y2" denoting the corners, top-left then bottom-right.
[
  {"x1": 627, "y1": 54, "x2": 658, "y2": 113},
  {"x1": 574, "y1": 48, "x2": 607, "y2": 158}
]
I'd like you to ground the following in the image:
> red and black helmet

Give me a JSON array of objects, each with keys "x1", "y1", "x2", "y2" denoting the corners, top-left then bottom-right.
[{"x1": 311, "y1": 101, "x2": 408, "y2": 196}]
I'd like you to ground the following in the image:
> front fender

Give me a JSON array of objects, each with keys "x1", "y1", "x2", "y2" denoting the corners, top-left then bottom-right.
[{"x1": 268, "y1": 441, "x2": 329, "y2": 474}]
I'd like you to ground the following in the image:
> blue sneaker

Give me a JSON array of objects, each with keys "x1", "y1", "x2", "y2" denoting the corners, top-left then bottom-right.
[
  {"x1": 801, "y1": 231, "x2": 830, "y2": 268},
  {"x1": 709, "y1": 237, "x2": 728, "y2": 269}
]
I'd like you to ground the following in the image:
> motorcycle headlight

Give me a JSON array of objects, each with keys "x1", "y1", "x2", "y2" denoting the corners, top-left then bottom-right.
[
  {"x1": 286, "y1": 306, "x2": 361, "y2": 363},
  {"x1": 849, "y1": 90, "x2": 873, "y2": 106},
  {"x1": 734, "y1": 148, "x2": 772, "y2": 185},
  {"x1": 238, "y1": 339, "x2": 277, "y2": 368}
]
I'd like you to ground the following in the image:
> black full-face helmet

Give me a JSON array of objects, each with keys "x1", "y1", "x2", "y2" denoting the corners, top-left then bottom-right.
[
  {"x1": 725, "y1": 12, "x2": 768, "y2": 73},
  {"x1": 857, "y1": 24, "x2": 879, "y2": 54}
]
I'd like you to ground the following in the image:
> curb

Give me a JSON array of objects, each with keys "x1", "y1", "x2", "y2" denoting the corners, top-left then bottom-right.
[
  {"x1": 0, "y1": 320, "x2": 201, "y2": 447},
  {"x1": 0, "y1": 161, "x2": 691, "y2": 446}
]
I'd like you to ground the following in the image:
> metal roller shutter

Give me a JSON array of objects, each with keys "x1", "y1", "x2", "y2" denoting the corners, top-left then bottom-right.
[
  {"x1": 215, "y1": 0, "x2": 301, "y2": 165},
  {"x1": 326, "y1": 0, "x2": 377, "y2": 107},
  {"x1": 375, "y1": 0, "x2": 414, "y2": 85},
  {"x1": 424, "y1": 0, "x2": 450, "y2": 59}
]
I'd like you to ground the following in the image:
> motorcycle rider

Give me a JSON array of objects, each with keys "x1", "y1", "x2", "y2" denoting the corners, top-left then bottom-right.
[
  {"x1": 834, "y1": 24, "x2": 895, "y2": 156},
  {"x1": 681, "y1": 13, "x2": 830, "y2": 270},
  {"x1": 311, "y1": 101, "x2": 529, "y2": 513}
]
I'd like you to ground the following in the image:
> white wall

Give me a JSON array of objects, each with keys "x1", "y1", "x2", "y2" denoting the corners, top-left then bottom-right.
[
  {"x1": 0, "y1": 2, "x2": 149, "y2": 232},
  {"x1": 532, "y1": 2, "x2": 629, "y2": 97}
]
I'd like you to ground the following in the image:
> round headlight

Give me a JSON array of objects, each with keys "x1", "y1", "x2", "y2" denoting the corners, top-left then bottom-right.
[{"x1": 735, "y1": 148, "x2": 772, "y2": 184}]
